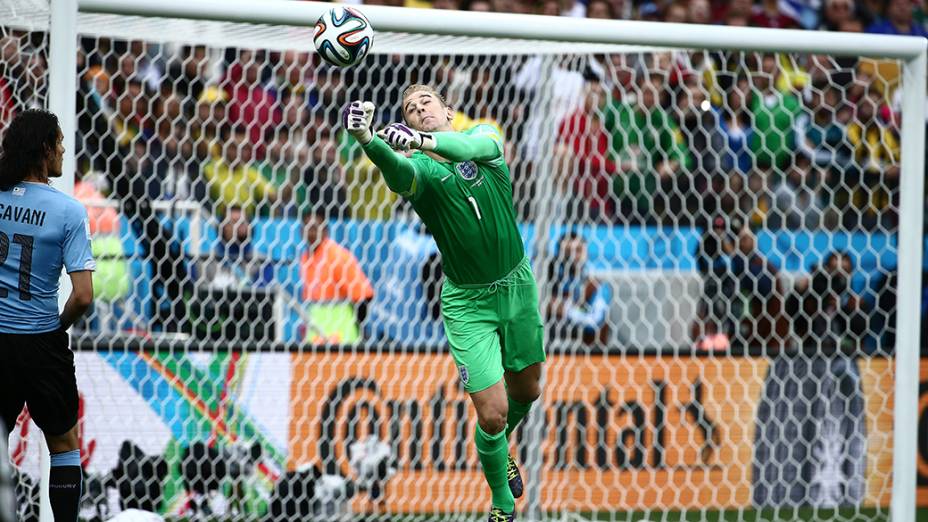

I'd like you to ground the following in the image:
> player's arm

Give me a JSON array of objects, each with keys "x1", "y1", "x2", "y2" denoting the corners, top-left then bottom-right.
[
  {"x1": 343, "y1": 101, "x2": 419, "y2": 197},
  {"x1": 379, "y1": 123, "x2": 502, "y2": 163},
  {"x1": 59, "y1": 203, "x2": 96, "y2": 330},
  {"x1": 59, "y1": 271, "x2": 93, "y2": 330}
]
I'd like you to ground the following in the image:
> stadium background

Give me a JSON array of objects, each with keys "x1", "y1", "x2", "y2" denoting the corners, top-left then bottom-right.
[{"x1": 2, "y1": 0, "x2": 928, "y2": 519}]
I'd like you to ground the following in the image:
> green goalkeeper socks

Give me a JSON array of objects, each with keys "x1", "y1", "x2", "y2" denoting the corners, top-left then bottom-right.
[
  {"x1": 475, "y1": 424, "x2": 516, "y2": 513},
  {"x1": 505, "y1": 397, "x2": 533, "y2": 438}
]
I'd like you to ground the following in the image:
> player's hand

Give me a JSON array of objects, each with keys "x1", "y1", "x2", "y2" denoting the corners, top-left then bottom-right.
[
  {"x1": 342, "y1": 101, "x2": 375, "y2": 145},
  {"x1": 377, "y1": 123, "x2": 436, "y2": 152}
]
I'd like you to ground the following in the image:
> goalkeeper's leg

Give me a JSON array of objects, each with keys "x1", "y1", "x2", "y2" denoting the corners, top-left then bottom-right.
[
  {"x1": 502, "y1": 363, "x2": 542, "y2": 498},
  {"x1": 470, "y1": 381, "x2": 516, "y2": 517},
  {"x1": 504, "y1": 363, "x2": 542, "y2": 438}
]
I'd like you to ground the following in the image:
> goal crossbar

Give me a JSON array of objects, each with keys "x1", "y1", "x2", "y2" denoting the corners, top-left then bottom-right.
[{"x1": 80, "y1": 0, "x2": 926, "y2": 59}]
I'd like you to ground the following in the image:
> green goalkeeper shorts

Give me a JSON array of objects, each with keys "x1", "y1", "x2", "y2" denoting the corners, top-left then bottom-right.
[{"x1": 441, "y1": 257, "x2": 546, "y2": 393}]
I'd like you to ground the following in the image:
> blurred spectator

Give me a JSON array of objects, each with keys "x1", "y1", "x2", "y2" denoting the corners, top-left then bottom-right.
[
  {"x1": 546, "y1": 231, "x2": 611, "y2": 345},
  {"x1": 866, "y1": 0, "x2": 928, "y2": 36},
  {"x1": 749, "y1": 53, "x2": 802, "y2": 170},
  {"x1": 536, "y1": 0, "x2": 561, "y2": 15},
  {"x1": 111, "y1": 41, "x2": 162, "y2": 94},
  {"x1": 299, "y1": 210, "x2": 374, "y2": 344},
  {"x1": 341, "y1": 139, "x2": 400, "y2": 221},
  {"x1": 308, "y1": 65, "x2": 348, "y2": 126},
  {"x1": 693, "y1": 214, "x2": 740, "y2": 351},
  {"x1": 605, "y1": 71, "x2": 692, "y2": 223},
  {"x1": 750, "y1": 0, "x2": 801, "y2": 28},
  {"x1": 201, "y1": 205, "x2": 275, "y2": 289},
  {"x1": 727, "y1": 226, "x2": 784, "y2": 349},
  {"x1": 74, "y1": 171, "x2": 119, "y2": 236},
  {"x1": 674, "y1": 72, "x2": 725, "y2": 217},
  {"x1": 11, "y1": 48, "x2": 46, "y2": 111},
  {"x1": 271, "y1": 50, "x2": 313, "y2": 96},
  {"x1": 716, "y1": 0, "x2": 754, "y2": 24},
  {"x1": 768, "y1": 154, "x2": 823, "y2": 228},
  {"x1": 261, "y1": 89, "x2": 313, "y2": 216},
  {"x1": 556, "y1": 70, "x2": 616, "y2": 221},
  {"x1": 716, "y1": 74, "x2": 754, "y2": 176},
  {"x1": 786, "y1": 251, "x2": 869, "y2": 351},
  {"x1": 222, "y1": 48, "x2": 281, "y2": 147},
  {"x1": 72, "y1": 169, "x2": 131, "y2": 332},
  {"x1": 192, "y1": 85, "x2": 227, "y2": 162},
  {"x1": 819, "y1": 0, "x2": 863, "y2": 30},
  {"x1": 203, "y1": 124, "x2": 277, "y2": 216},
  {"x1": 165, "y1": 45, "x2": 212, "y2": 104},
  {"x1": 847, "y1": 86, "x2": 900, "y2": 228},
  {"x1": 795, "y1": 79, "x2": 854, "y2": 173},
  {"x1": 433, "y1": 0, "x2": 462, "y2": 9},
  {"x1": 156, "y1": 98, "x2": 204, "y2": 202},
  {"x1": 514, "y1": 53, "x2": 604, "y2": 218},
  {"x1": 688, "y1": 0, "x2": 712, "y2": 23},
  {"x1": 260, "y1": 134, "x2": 304, "y2": 218},
  {"x1": 112, "y1": 78, "x2": 148, "y2": 147},
  {"x1": 664, "y1": 2, "x2": 689, "y2": 23},
  {"x1": 119, "y1": 143, "x2": 192, "y2": 334},
  {"x1": 586, "y1": 0, "x2": 614, "y2": 19},
  {"x1": 638, "y1": 1, "x2": 662, "y2": 21},
  {"x1": 781, "y1": 0, "x2": 825, "y2": 28},
  {"x1": 303, "y1": 134, "x2": 349, "y2": 218}
]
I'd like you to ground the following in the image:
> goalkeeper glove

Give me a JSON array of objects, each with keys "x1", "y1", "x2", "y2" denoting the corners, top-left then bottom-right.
[
  {"x1": 378, "y1": 123, "x2": 436, "y2": 152},
  {"x1": 342, "y1": 100, "x2": 376, "y2": 145}
]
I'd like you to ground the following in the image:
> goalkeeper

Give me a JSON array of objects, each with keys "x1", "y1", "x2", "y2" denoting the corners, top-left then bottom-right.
[{"x1": 343, "y1": 86, "x2": 544, "y2": 522}]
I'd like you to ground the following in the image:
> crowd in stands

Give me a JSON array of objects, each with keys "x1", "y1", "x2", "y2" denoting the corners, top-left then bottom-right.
[{"x1": 0, "y1": 0, "x2": 926, "y2": 351}]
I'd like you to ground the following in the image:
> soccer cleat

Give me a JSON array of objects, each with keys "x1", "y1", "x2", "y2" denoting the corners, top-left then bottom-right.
[
  {"x1": 488, "y1": 506, "x2": 515, "y2": 522},
  {"x1": 507, "y1": 455, "x2": 524, "y2": 498}
]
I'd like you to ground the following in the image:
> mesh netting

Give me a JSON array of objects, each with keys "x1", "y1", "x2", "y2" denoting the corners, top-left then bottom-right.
[{"x1": 2, "y1": 4, "x2": 913, "y2": 522}]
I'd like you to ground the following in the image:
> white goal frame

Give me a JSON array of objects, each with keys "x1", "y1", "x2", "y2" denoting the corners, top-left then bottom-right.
[{"x1": 45, "y1": 1, "x2": 926, "y2": 521}]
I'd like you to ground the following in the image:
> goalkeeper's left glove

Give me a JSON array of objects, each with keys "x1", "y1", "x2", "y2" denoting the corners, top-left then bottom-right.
[
  {"x1": 342, "y1": 101, "x2": 376, "y2": 145},
  {"x1": 377, "y1": 123, "x2": 436, "y2": 152}
]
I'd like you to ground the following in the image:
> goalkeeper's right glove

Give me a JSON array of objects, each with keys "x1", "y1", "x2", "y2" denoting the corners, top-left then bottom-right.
[{"x1": 342, "y1": 100, "x2": 375, "y2": 145}]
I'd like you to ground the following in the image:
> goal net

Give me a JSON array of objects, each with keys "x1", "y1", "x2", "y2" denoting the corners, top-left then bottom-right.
[{"x1": 2, "y1": 1, "x2": 921, "y2": 521}]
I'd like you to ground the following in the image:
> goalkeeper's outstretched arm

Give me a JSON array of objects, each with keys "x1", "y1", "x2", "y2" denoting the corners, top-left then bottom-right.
[
  {"x1": 430, "y1": 131, "x2": 500, "y2": 162},
  {"x1": 343, "y1": 100, "x2": 417, "y2": 197},
  {"x1": 361, "y1": 136, "x2": 418, "y2": 196},
  {"x1": 379, "y1": 123, "x2": 501, "y2": 163}
]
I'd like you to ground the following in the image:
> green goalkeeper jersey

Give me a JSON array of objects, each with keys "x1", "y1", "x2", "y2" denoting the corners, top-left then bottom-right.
[{"x1": 360, "y1": 124, "x2": 524, "y2": 285}]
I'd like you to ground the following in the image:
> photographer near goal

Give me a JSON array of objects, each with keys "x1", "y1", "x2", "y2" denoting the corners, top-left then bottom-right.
[{"x1": 343, "y1": 85, "x2": 545, "y2": 522}]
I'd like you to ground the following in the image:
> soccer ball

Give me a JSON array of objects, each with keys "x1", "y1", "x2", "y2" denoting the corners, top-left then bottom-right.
[{"x1": 313, "y1": 6, "x2": 374, "y2": 67}]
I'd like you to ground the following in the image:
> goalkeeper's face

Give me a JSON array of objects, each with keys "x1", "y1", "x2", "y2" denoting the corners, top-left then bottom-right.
[{"x1": 403, "y1": 91, "x2": 454, "y2": 132}]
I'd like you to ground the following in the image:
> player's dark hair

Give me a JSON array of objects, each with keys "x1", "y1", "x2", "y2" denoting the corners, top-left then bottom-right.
[{"x1": 0, "y1": 109, "x2": 60, "y2": 191}]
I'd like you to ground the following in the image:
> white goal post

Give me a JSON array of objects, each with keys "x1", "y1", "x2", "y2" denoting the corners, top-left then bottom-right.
[{"x1": 38, "y1": 0, "x2": 925, "y2": 521}]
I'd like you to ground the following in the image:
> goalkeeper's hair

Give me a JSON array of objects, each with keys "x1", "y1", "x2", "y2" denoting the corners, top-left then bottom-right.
[
  {"x1": 0, "y1": 109, "x2": 60, "y2": 191},
  {"x1": 402, "y1": 84, "x2": 449, "y2": 108}
]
